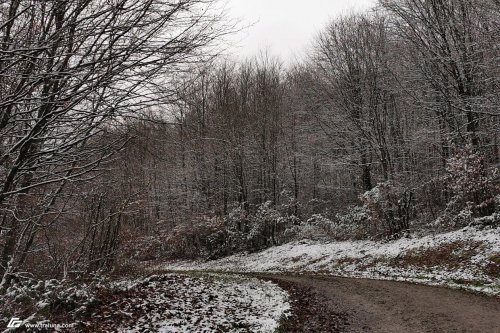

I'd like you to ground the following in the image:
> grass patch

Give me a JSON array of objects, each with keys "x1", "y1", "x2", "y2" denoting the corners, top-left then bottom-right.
[
  {"x1": 390, "y1": 240, "x2": 484, "y2": 270},
  {"x1": 485, "y1": 254, "x2": 500, "y2": 278},
  {"x1": 288, "y1": 255, "x2": 308, "y2": 263},
  {"x1": 308, "y1": 255, "x2": 329, "y2": 265}
]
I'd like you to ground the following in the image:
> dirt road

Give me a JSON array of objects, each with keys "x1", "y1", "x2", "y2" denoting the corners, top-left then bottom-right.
[{"x1": 262, "y1": 275, "x2": 500, "y2": 333}]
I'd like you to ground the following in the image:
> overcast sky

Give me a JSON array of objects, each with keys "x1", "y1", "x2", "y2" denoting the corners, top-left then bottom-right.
[{"x1": 225, "y1": 0, "x2": 376, "y2": 63}]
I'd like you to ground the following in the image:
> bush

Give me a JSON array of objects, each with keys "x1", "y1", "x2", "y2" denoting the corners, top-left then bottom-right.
[
  {"x1": 0, "y1": 278, "x2": 97, "y2": 325},
  {"x1": 334, "y1": 182, "x2": 414, "y2": 239},
  {"x1": 246, "y1": 201, "x2": 298, "y2": 250},
  {"x1": 445, "y1": 144, "x2": 498, "y2": 217},
  {"x1": 334, "y1": 206, "x2": 372, "y2": 239},
  {"x1": 162, "y1": 216, "x2": 228, "y2": 259},
  {"x1": 360, "y1": 182, "x2": 414, "y2": 238},
  {"x1": 149, "y1": 202, "x2": 301, "y2": 260}
]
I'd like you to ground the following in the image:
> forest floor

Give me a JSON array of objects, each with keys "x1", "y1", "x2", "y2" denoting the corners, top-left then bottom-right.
[
  {"x1": 162, "y1": 225, "x2": 500, "y2": 296},
  {"x1": 1, "y1": 273, "x2": 290, "y2": 333}
]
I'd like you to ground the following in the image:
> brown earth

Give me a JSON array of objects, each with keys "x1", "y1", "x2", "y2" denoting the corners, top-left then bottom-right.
[{"x1": 261, "y1": 274, "x2": 500, "y2": 333}]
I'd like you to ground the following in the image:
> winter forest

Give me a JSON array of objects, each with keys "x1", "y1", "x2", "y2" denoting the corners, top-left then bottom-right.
[{"x1": 1, "y1": 0, "x2": 499, "y2": 332}]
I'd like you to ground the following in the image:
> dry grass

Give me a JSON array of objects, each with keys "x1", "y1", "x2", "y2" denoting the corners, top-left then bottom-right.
[
  {"x1": 389, "y1": 241, "x2": 484, "y2": 270},
  {"x1": 485, "y1": 254, "x2": 500, "y2": 278}
]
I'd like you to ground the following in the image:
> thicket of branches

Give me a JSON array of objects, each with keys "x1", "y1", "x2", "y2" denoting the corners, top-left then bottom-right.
[
  {"x1": 0, "y1": 0, "x2": 499, "y2": 284},
  {"x1": 0, "y1": 0, "x2": 229, "y2": 287}
]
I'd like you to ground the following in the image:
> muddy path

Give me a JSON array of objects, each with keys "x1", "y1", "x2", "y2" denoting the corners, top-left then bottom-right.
[{"x1": 260, "y1": 274, "x2": 500, "y2": 333}]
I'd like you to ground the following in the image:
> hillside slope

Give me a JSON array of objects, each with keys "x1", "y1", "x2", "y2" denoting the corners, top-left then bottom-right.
[{"x1": 162, "y1": 226, "x2": 500, "y2": 296}]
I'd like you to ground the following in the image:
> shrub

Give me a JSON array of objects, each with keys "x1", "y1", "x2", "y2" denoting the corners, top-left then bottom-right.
[
  {"x1": 304, "y1": 183, "x2": 416, "y2": 240},
  {"x1": 246, "y1": 201, "x2": 298, "y2": 251},
  {"x1": 153, "y1": 202, "x2": 300, "y2": 259},
  {"x1": 360, "y1": 182, "x2": 414, "y2": 238},
  {"x1": 164, "y1": 216, "x2": 228, "y2": 259},
  {"x1": 445, "y1": 144, "x2": 498, "y2": 217},
  {"x1": 334, "y1": 206, "x2": 372, "y2": 239}
]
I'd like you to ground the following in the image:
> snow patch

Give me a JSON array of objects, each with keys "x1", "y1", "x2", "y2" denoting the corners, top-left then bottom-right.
[{"x1": 110, "y1": 274, "x2": 290, "y2": 333}]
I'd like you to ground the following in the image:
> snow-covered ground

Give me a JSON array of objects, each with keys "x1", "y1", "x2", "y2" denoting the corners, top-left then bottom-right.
[
  {"x1": 161, "y1": 226, "x2": 500, "y2": 296},
  {"x1": 98, "y1": 274, "x2": 290, "y2": 333},
  {"x1": 1, "y1": 274, "x2": 290, "y2": 333}
]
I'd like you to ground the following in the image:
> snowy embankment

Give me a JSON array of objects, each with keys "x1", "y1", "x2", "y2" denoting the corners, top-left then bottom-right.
[{"x1": 161, "y1": 226, "x2": 500, "y2": 296}]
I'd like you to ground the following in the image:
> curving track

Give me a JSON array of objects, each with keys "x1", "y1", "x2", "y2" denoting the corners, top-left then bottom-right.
[{"x1": 262, "y1": 274, "x2": 500, "y2": 333}]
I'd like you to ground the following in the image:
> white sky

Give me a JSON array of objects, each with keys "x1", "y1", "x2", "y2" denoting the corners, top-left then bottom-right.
[{"x1": 225, "y1": 0, "x2": 376, "y2": 63}]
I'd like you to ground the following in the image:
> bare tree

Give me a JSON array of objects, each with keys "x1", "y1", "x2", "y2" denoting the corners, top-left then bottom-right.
[
  {"x1": 379, "y1": 0, "x2": 500, "y2": 149},
  {"x1": 0, "y1": 0, "x2": 228, "y2": 288},
  {"x1": 312, "y1": 14, "x2": 404, "y2": 191}
]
